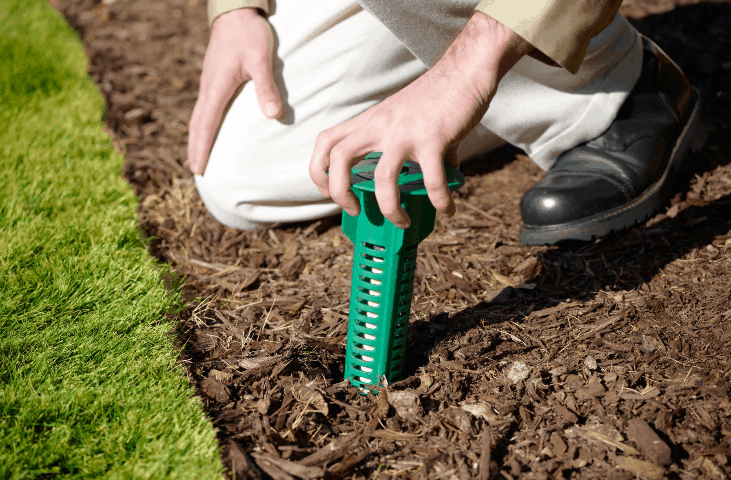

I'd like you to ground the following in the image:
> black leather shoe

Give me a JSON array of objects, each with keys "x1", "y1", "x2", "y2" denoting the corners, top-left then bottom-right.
[{"x1": 519, "y1": 35, "x2": 710, "y2": 246}]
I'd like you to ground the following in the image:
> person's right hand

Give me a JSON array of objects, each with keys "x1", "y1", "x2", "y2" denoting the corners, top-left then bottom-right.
[{"x1": 188, "y1": 8, "x2": 282, "y2": 175}]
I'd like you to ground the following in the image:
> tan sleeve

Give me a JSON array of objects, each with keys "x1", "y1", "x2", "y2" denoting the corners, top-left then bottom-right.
[
  {"x1": 475, "y1": 0, "x2": 623, "y2": 74},
  {"x1": 208, "y1": 0, "x2": 271, "y2": 27}
]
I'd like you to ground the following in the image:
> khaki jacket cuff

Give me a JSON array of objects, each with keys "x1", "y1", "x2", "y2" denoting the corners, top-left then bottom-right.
[
  {"x1": 475, "y1": 0, "x2": 621, "y2": 74},
  {"x1": 208, "y1": 0, "x2": 271, "y2": 27}
]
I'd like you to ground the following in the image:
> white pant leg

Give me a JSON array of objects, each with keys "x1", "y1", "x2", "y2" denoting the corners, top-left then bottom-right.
[{"x1": 481, "y1": 13, "x2": 643, "y2": 170}]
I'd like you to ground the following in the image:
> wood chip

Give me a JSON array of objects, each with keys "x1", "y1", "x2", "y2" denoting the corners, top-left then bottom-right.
[
  {"x1": 529, "y1": 301, "x2": 580, "y2": 318},
  {"x1": 614, "y1": 456, "x2": 666, "y2": 480},
  {"x1": 228, "y1": 440, "x2": 261, "y2": 480},
  {"x1": 200, "y1": 377, "x2": 230, "y2": 403},
  {"x1": 239, "y1": 355, "x2": 283, "y2": 370},
  {"x1": 252, "y1": 455, "x2": 296, "y2": 480},
  {"x1": 586, "y1": 431, "x2": 640, "y2": 456},
  {"x1": 299, "y1": 430, "x2": 363, "y2": 467},
  {"x1": 327, "y1": 449, "x2": 370, "y2": 478},
  {"x1": 627, "y1": 418, "x2": 672, "y2": 466},
  {"x1": 281, "y1": 255, "x2": 306, "y2": 281},
  {"x1": 701, "y1": 458, "x2": 727, "y2": 479},
  {"x1": 250, "y1": 453, "x2": 325, "y2": 480},
  {"x1": 478, "y1": 425, "x2": 492, "y2": 480},
  {"x1": 620, "y1": 386, "x2": 661, "y2": 400}
]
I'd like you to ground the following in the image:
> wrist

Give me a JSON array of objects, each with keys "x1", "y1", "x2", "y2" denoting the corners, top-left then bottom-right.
[
  {"x1": 212, "y1": 6, "x2": 261, "y2": 30},
  {"x1": 439, "y1": 11, "x2": 533, "y2": 100}
]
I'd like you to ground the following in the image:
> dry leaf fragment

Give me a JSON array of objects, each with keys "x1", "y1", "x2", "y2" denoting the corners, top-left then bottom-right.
[
  {"x1": 388, "y1": 390, "x2": 423, "y2": 418},
  {"x1": 506, "y1": 361, "x2": 531, "y2": 384},
  {"x1": 701, "y1": 458, "x2": 727, "y2": 479},
  {"x1": 445, "y1": 406, "x2": 473, "y2": 433},
  {"x1": 208, "y1": 369, "x2": 233, "y2": 384},
  {"x1": 256, "y1": 398, "x2": 271, "y2": 415},
  {"x1": 620, "y1": 386, "x2": 661, "y2": 400},
  {"x1": 460, "y1": 403, "x2": 499, "y2": 422},
  {"x1": 239, "y1": 355, "x2": 282, "y2": 370},
  {"x1": 416, "y1": 373, "x2": 434, "y2": 393},
  {"x1": 292, "y1": 385, "x2": 328, "y2": 416}
]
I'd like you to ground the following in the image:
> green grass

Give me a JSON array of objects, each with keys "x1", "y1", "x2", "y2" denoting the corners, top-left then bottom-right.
[{"x1": 0, "y1": 2, "x2": 224, "y2": 478}]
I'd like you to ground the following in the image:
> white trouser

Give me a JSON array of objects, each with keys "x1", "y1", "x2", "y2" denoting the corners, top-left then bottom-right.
[{"x1": 195, "y1": 1, "x2": 642, "y2": 230}]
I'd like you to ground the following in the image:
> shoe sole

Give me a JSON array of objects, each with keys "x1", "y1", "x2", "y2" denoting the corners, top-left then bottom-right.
[{"x1": 520, "y1": 87, "x2": 710, "y2": 246}]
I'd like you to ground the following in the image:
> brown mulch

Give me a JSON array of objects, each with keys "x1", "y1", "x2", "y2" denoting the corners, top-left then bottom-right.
[{"x1": 51, "y1": 0, "x2": 731, "y2": 478}]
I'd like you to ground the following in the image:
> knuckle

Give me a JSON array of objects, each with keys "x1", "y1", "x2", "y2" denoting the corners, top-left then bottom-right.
[
  {"x1": 308, "y1": 163, "x2": 322, "y2": 182},
  {"x1": 373, "y1": 165, "x2": 397, "y2": 184},
  {"x1": 330, "y1": 190, "x2": 350, "y2": 207},
  {"x1": 380, "y1": 205, "x2": 399, "y2": 218},
  {"x1": 315, "y1": 130, "x2": 333, "y2": 148},
  {"x1": 422, "y1": 176, "x2": 445, "y2": 191},
  {"x1": 329, "y1": 144, "x2": 351, "y2": 164},
  {"x1": 430, "y1": 193, "x2": 452, "y2": 211}
]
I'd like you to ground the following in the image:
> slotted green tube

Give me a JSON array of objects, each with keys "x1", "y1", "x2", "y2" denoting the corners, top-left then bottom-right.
[{"x1": 341, "y1": 152, "x2": 464, "y2": 389}]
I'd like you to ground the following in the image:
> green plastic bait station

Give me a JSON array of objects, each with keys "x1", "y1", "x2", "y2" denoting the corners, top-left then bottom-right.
[{"x1": 341, "y1": 152, "x2": 465, "y2": 390}]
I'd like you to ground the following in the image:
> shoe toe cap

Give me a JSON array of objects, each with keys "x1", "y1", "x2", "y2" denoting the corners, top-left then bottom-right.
[{"x1": 521, "y1": 174, "x2": 630, "y2": 226}]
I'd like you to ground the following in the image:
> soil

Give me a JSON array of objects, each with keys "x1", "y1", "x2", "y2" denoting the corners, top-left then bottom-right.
[{"x1": 51, "y1": 0, "x2": 731, "y2": 478}]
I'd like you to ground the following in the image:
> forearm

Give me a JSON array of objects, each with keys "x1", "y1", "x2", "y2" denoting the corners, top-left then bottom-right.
[
  {"x1": 437, "y1": 11, "x2": 534, "y2": 104},
  {"x1": 419, "y1": 9, "x2": 533, "y2": 142}
]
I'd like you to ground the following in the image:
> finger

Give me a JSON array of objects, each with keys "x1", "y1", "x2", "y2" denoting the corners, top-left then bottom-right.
[
  {"x1": 309, "y1": 146, "x2": 331, "y2": 199},
  {"x1": 310, "y1": 115, "x2": 371, "y2": 199},
  {"x1": 444, "y1": 144, "x2": 461, "y2": 169},
  {"x1": 328, "y1": 139, "x2": 374, "y2": 217},
  {"x1": 417, "y1": 148, "x2": 456, "y2": 217},
  {"x1": 374, "y1": 149, "x2": 410, "y2": 229},
  {"x1": 188, "y1": 69, "x2": 245, "y2": 175},
  {"x1": 249, "y1": 33, "x2": 283, "y2": 119},
  {"x1": 188, "y1": 92, "x2": 230, "y2": 175}
]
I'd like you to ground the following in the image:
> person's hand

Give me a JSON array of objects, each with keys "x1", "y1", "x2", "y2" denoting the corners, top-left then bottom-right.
[
  {"x1": 309, "y1": 12, "x2": 532, "y2": 229},
  {"x1": 188, "y1": 8, "x2": 282, "y2": 175}
]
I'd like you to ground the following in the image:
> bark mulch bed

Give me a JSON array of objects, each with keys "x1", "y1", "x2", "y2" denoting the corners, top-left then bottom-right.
[{"x1": 52, "y1": 0, "x2": 731, "y2": 478}]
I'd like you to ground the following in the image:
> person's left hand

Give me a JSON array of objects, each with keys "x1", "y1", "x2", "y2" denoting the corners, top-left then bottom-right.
[{"x1": 309, "y1": 12, "x2": 532, "y2": 229}]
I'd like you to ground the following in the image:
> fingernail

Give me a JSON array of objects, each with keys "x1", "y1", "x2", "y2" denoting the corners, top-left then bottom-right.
[{"x1": 265, "y1": 102, "x2": 278, "y2": 118}]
